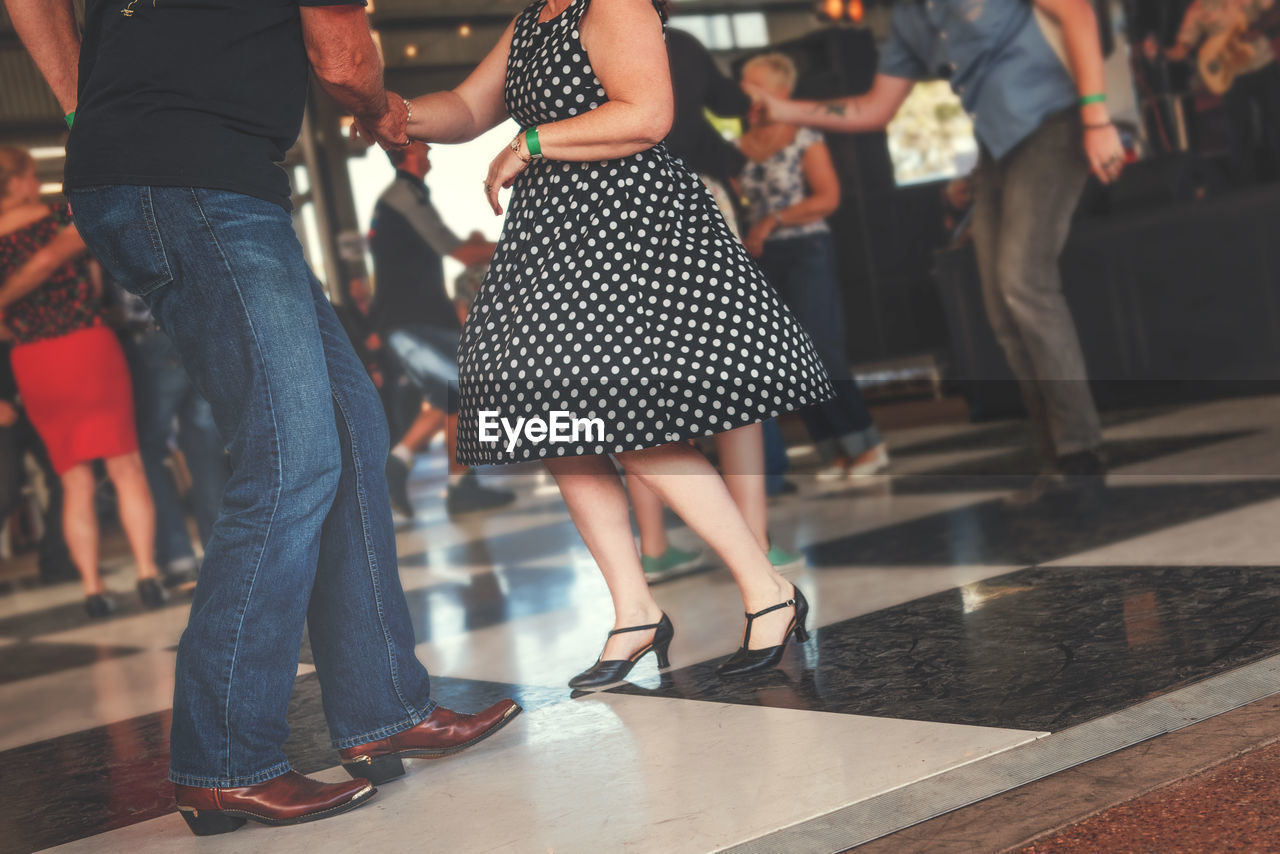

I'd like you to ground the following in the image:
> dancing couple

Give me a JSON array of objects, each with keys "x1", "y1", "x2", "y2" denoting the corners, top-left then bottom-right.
[{"x1": 7, "y1": 0, "x2": 832, "y2": 834}]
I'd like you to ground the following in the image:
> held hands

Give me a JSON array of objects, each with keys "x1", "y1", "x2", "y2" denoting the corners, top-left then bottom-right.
[
  {"x1": 743, "y1": 83, "x2": 782, "y2": 125},
  {"x1": 484, "y1": 136, "x2": 531, "y2": 216},
  {"x1": 350, "y1": 91, "x2": 411, "y2": 151}
]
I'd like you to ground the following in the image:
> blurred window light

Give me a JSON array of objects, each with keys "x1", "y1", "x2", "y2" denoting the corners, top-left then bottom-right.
[
  {"x1": 29, "y1": 147, "x2": 66, "y2": 160},
  {"x1": 669, "y1": 13, "x2": 768, "y2": 50},
  {"x1": 887, "y1": 80, "x2": 980, "y2": 186}
]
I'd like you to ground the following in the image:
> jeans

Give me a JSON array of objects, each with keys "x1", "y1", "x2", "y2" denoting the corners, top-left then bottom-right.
[
  {"x1": 69, "y1": 186, "x2": 434, "y2": 787},
  {"x1": 386, "y1": 324, "x2": 460, "y2": 415},
  {"x1": 759, "y1": 233, "x2": 881, "y2": 464},
  {"x1": 970, "y1": 111, "x2": 1101, "y2": 461},
  {"x1": 124, "y1": 329, "x2": 229, "y2": 565}
]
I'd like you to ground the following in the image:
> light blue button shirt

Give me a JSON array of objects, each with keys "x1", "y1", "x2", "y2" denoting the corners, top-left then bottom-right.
[{"x1": 879, "y1": 0, "x2": 1078, "y2": 160}]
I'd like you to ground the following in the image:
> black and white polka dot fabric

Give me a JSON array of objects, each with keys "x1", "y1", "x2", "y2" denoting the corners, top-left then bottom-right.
[{"x1": 455, "y1": 0, "x2": 834, "y2": 466}]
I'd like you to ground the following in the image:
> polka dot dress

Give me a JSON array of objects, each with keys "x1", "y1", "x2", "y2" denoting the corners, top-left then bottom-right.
[{"x1": 456, "y1": 0, "x2": 835, "y2": 465}]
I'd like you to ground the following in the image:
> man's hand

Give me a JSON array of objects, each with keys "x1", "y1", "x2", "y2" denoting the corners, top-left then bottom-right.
[
  {"x1": 352, "y1": 92, "x2": 410, "y2": 151},
  {"x1": 1084, "y1": 122, "x2": 1127, "y2": 185},
  {"x1": 0, "y1": 401, "x2": 19, "y2": 429},
  {"x1": 452, "y1": 237, "x2": 496, "y2": 267}
]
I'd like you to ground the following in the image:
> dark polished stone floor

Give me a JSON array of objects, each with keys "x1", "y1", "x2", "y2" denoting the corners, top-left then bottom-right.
[
  {"x1": 887, "y1": 430, "x2": 1261, "y2": 487},
  {"x1": 0, "y1": 673, "x2": 562, "y2": 854},
  {"x1": 889, "y1": 408, "x2": 1178, "y2": 459},
  {"x1": 809, "y1": 480, "x2": 1280, "y2": 568},
  {"x1": 0, "y1": 642, "x2": 143, "y2": 685},
  {"x1": 612, "y1": 564, "x2": 1280, "y2": 732}
]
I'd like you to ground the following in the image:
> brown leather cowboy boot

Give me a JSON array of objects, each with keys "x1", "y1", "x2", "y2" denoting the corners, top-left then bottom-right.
[
  {"x1": 175, "y1": 770, "x2": 375, "y2": 835},
  {"x1": 338, "y1": 699, "x2": 522, "y2": 784}
]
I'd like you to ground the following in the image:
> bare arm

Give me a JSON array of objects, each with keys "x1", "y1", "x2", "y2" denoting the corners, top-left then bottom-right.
[
  {"x1": 0, "y1": 226, "x2": 88, "y2": 312},
  {"x1": 1035, "y1": 0, "x2": 1107, "y2": 121},
  {"x1": 782, "y1": 141, "x2": 841, "y2": 224},
  {"x1": 1035, "y1": 0, "x2": 1126, "y2": 183},
  {"x1": 763, "y1": 74, "x2": 915, "y2": 134},
  {"x1": 406, "y1": 17, "x2": 517, "y2": 144},
  {"x1": 300, "y1": 5, "x2": 407, "y2": 148},
  {"x1": 481, "y1": 0, "x2": 674, "y2": 214},
  {"x1": 533, "y1": 0, "x2": 674, "y2": 161},
  {"x1": 742, "y1": 139, "x2": 840, "y2": 256},
  {"x1": 3, "y1": 0, "x2": 80, "y2": 113}
]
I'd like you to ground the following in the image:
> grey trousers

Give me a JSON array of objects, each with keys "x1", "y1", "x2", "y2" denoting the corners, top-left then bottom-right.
[{"x1": 970, "y1": 111, "x2": 1103, "y2": 461}]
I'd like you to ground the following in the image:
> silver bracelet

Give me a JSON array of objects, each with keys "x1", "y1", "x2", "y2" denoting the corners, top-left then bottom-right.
[{"x1": 403, "y1": 98, "x2": 413, "y2": 121}]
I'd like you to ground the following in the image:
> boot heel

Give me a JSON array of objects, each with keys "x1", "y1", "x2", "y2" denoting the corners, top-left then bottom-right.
[
  {"x1": 180, "y1": 809, "x2": 247, "y2": 836},
  {"x1": 654, "y1": 640, "x2": 672, "y2": 669},
  {"x1": 343, "y1": 754, "x2": 405, "y2": 785}
]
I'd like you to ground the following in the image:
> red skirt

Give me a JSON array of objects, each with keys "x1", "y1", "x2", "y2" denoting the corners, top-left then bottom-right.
[{"x1": 11, "y1": 324, "x2": 139, "y2": 475}]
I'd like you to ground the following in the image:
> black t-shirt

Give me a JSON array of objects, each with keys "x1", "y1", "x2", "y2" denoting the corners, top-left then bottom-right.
[
  {"x1": 665, "y1": 28, "x2": 751, "y2": 185},
  {"x1": 64, "y1": 0, "x2": 363, "y2": 211},
  {"x1": 368, "y1": 173, "x2": 463, "y2": 335}
]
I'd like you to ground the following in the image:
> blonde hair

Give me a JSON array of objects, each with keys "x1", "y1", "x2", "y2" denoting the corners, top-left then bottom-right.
[
  {"x1": 743, "y1": 52, "x2": 798, "y2": 96},
  {"x1": 0, "y1": 147, "x2": 34, "y2": 202}
]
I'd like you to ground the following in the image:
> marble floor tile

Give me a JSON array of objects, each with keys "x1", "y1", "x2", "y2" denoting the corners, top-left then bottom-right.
[
  {"x1": 44, "y1": 696, "x2": 1041, "y2": 854},
  {"x1": 613, "y1": 564, "x2": 1280, "y2": 732}
]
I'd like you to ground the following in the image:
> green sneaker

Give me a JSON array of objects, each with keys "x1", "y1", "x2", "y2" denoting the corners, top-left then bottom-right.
[
  {"x1": 766, "y1": 540, "x2": 803, "y2": 567},
  {"x1": 641, "y1": 545, "x2": 703, "y2": 582}
]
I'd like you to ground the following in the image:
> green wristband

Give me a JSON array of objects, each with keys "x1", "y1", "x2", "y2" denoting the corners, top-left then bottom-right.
[
  {"x1": 1078, "y1": 93, "x2": 1107, "y2": 107},
  {"x1": 64, "y1": 111, "x2": 75, "y2": 130},
  {"x1": 524, "y1": 126, "x2": 543, "y2": 159}
]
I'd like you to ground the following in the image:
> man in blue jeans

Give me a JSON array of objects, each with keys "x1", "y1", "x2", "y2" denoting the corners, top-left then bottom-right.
[{"x1": 7, "y1": 0, "x2": 520, "y2": 834}]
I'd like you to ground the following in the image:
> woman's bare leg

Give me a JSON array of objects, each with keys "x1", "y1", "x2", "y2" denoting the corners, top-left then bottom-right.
[
  {"x1": 103, "y1": 452, "x2": 160, "y2": 580},
  {"x1": 545, "y1": 455, "x2": 664, "y2": 660},
  {"x1": 60, "y1": 464, "x2": 104, "y2": 595},
  {"x1": 616, "y1": 442, "x2": 794, "y2": 649},
  {"x1": 627, "y1": 475, "x2": 669, "y2": 559},
  {"x1": 713, "y1": 424, "x2": 769, "y2": 551}
]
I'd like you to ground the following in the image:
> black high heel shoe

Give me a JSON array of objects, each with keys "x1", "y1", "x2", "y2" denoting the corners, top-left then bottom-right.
[
  {"x1": 716, "y1": 586, "x2": 810, "y2": 678},
  {"x1": 569, "y1": 613, "x2": 674, "y2": 690},
  {"x1": 84, "y1": 593, "x2": 116, "y2": 619},
  {"x1": 138, "y1": 577, "x2": 170, "y2": 609}
]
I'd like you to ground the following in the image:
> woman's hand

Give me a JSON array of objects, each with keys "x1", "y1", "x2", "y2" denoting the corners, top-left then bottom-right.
[
  {"x1": 744, "y1": 216, "x2": 778, "y2": 258},
  {"x1": 1084, "y1": 121, "x2": 1126, "y2": 185},
  {"x1": 484, "y1": 142, "x2": 530, "y2": 216}
]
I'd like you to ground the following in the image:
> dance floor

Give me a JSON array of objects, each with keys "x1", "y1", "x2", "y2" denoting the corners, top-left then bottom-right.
[{"x1": 6, "y1": 395, "x2": 1280, "y2": 853}]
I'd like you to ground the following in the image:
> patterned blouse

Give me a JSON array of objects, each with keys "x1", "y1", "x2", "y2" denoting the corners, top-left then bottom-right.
[
  {"x1": 739, "y1": 127, "x2": 831, "y2": 243},
  {"x1": 0, "y1": 204, "x2": 102, "y2": 345}
]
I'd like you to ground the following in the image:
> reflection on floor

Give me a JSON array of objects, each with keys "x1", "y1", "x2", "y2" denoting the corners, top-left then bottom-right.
[{"x1": 5, "y1": 395, "x2": 1280, "y2": 853}]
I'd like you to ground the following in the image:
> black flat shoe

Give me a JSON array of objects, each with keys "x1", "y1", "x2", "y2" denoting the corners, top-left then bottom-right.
[
  {"x1": 717, "y1": 586, "x2": 810, "y2": 678},
  {"x1": 85, "y1": 593, "x2": 116, "y2": 619},
  {"x1": 138, "y1": 577, "x2": 169, "y2": 609},
  {"x1": 569, "y1": 613, "x2": 674, "y2": 690}
]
